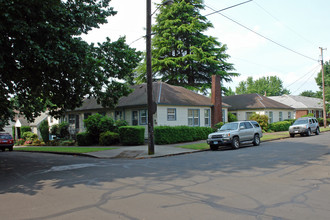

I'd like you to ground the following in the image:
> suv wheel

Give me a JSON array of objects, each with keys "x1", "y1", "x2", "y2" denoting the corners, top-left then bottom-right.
[
  {"x1": 315, "y1": 127, "x2": 320, "y2": 135},
  {"x1": 210, "y1": 145, "x2": 218, "y2": 151},
  {"x1": 231, "y1": 137, "x2": 240, "y2": 149},
  {"x1": 306, "y1": 129, "x2": 311, "y2": 136},
  {"x1": 290, "y1": 133, "x2": 295, "y2": 138},
  {"x1": 252, "y1": 134, "x2": 260, "y2": 146}
]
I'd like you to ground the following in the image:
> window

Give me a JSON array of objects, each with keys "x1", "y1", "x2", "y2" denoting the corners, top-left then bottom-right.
[
  {"x1": 98, "y1": 112, "x2": 106, "y2": 116},
  {"x1": 188, "y1": 109, "x2": 199, "y2": 127},
  {"x1": 244, "y1": 122, "x2": 253, "y2": 129},
  {"x1": 139, "y1": 110, "x2": 147, "y2": 125},
  {"x1": 83, "y1": 113, "x2": 91, "y2": 128},
  {"x1": 246, "y1": 112, "x2": 255, "y2": 120},
  {"x1": 167, "y1": 108, "x2": 176, "y2": 121},
  {"x1": 288, "y1": 112, "x2": 292, "y2": 119},
  {"x1": 69, "y1": 114, "x2": 75, "y2": 124},
  {"x1": 204, "y1": 109, "x2": 210, "y2": 126},
  {"x1": 279, "y1": 112, "x2": 283, "y2": 121},
  {"x1": 269, "y1": 111, "x2": 273, "y2": 123},
  {"x1": 132, "y1": 111, "x2": 138, "y2": 126},
  {"x1": 115, "y1": 111, "x2": 122, "y2": 120},
  {"x1": 222, "y1": 109, "x2": 225, "y2": 122}
]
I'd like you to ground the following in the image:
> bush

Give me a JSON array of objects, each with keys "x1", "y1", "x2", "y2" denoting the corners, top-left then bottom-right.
[
  {"x1": 214, "y1": 122, "x2": 224, "y2": 130},
  {"x1": 119, "y1": 126, "x2": 145, "y2": 145},
  {"x1": 154, "y1": 126, "x2": 213, "y2": 145},
  {"x1": 114, "y1": 119, "x2": 129, "y2": 132},
  {"x1": 58, "y1": 122, "x2": 70, "y2": 139},
  {"x1": 20, "y1": 126, "x2": 31, "y2": 135},
  {"x1": 76, "y1": 132, "x2": 94, "y2": 146},
  {"x1": 59, "y1": 139, "x2": 76, "y2": 146},
  {"x1": 249, "y1": 113, "x2": 269, "y2": 132},
  {"x1": 39, "y1": 120, "x2": 49, "y2": 143},
  {"x1": 284, "y1": 119, "x2": 296, "y2": 125},
  {"x1": 22, "y1": 131, "x2": 38, "y2": 141},
  {"x1": 99, "y1": 131, "x2": 120, "y2": 146},
  {"x1": 15, "y1": 138, "x2": 25, "y2": 146},
  {"x1": 84, "y1": 114, "x2": 117, "y2": 143},
  {"x1": 268, "y1": 121, "x2": 291, "y2": 132},
  {"x1": 50, "y1": 124, "x2": 59, "y2": 135},
  {"x1": 228, "y1": 113, "x2": 237, "y2": 122}
]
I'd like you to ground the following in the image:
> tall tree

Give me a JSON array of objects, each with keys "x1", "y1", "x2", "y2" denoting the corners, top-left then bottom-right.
[
  {"x1": 137, "y1": 0, "x2": 237, "y2": 94},
  {"x1": 299, "y1": 90, "x2": 319, "y2": 98},
  {"x1": 315, "y1": 61, "x2": 330, "y2": 102},
  {"x1": 235, "y1": 76, "x2": 290, "y2": 96},
  {"x1": 0, "y1": 0, "x2": 142, "y2": 128}
]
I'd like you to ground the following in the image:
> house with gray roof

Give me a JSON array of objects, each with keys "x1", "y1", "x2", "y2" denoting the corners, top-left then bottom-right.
[
  {"x1": 222, "y1": 93, "x2": 294, "y2": 123},
  {"x1": 62, "y1": 82, "x2": 230, "y2": 137},
  {"x1": 268, "y1": 95, "x2": 326, "y2": 119}
]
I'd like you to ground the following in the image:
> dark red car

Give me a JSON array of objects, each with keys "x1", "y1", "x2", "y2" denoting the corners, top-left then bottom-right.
[{"x1": 0, "y1": 133, "x2": 14, "y2": 151}]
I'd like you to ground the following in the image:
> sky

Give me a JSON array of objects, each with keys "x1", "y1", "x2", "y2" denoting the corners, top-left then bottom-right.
[{"x1": 82, "y1": 0, "x2": 330, "y2": 95}]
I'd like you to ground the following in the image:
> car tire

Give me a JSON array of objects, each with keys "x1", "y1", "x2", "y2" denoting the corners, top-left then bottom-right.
[
  {"x1": 9, "y1": 146, "x2": 13, "y2": 151},
  {"x1": 315, "y1": 127, "x2": 320, "y2": 135},
  {"x1": 290, "y1": 133, "x2": 295, "y2": 138},
  {"x1": 306, "y1": 129, "x2": 311, "y2": 136},
  {"x1": 210, "y1": 145, "x2": 218, "y2": 151},
  {"x1": 252, "y1": 134, "x2": 260, "y2": 146},
  {"x1": 1, "y1": 147, "x2": 5, "y2": 152},
  {"x1": 231, "y1": 137, "x2": 240, "y2": 149}
]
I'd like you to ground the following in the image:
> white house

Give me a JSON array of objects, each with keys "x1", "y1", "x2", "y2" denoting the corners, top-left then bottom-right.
[
  {"x1": 62, "y1": 82, "x2": 230, "y2": 137},
  {"x1": 222, "y1": 93, "x2": 294, "y2": 123}
]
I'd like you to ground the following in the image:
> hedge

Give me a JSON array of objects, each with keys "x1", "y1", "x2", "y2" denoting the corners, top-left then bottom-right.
[
  {"x1": 76, "y1": 132, "x2": 94, "y2": 146},
  {"x1": 99, "y1": 131, "x2": 120, "y2": 146},
  {"x1": 154, "y1": 126, "x2": 213, "y2": 145},
  {"x1": 268, "y1": 121, "x2": 292, "y2": 132},
  {"x1": 119, "y1": 126, "x2": 145, "y2": 145}
]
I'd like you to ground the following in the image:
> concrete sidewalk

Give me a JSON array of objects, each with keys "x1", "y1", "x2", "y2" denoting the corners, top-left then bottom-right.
[{"x1": 85, "y1": 140, "x2": 206, "y2": 159}]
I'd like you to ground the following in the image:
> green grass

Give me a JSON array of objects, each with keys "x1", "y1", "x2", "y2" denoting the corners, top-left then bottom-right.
[
  {"x1": 14, "y1": 147, "x2": 117, "y2": 154},
  {"x1": 176, "y1": 129, "x2": 330, "y2": 150}
]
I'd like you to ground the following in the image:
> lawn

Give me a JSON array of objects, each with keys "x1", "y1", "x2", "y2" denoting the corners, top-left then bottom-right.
[
  {"x1": 14, "y1": 147, "x2": 116, "y2": 154},
  {"x1": 176, "y1": 128, "x2": 330, "y2": 150}
]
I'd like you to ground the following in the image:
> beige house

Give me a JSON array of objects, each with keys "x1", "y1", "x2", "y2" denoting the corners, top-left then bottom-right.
[
  {"x1": 222, "y1": 93, "x2": 294, "y2": 123},
  {"x1": 62, "y1": 82, "x2": 230, "y2": 137},
  {"x1": 268, "y1": 95, "x2": 327, "y2": 119}
]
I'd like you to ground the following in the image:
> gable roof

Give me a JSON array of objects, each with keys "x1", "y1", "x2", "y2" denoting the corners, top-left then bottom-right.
[
  {"x1": 268, "y1": 95, "x2": 324, "y2": 110},
  {"x1": 222, "y1": 93, "x2": 293, "y2": 111},
  {"x1": 75, "y1": 82, "x2": 230, "y2": 111}
]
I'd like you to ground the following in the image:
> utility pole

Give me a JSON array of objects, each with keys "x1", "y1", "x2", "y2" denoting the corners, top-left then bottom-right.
[{"x1": 319, "y1": 47, "x2": 327, "y2": 128}]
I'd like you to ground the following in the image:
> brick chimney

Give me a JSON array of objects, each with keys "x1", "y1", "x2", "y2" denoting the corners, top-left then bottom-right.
[{"x1": 211, "y1": 75, "x2": 222, "y2": 127}]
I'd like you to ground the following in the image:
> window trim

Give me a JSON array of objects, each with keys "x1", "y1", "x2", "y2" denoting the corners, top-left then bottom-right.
[
  {"x1": 204, "y1": 109, "x2": 210, "y2": 127},
  {"x1": 188, "y1": 109, "x2": 200, "y2": 127},
  {"x1": 139, "y1": 109, "x2": 147, "y2": 125},
  {"x1": 167, "y1": 108, "x2": 176, "y2": 121}
]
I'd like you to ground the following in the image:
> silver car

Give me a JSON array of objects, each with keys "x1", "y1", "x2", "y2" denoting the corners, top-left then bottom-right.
[
  {"x1": 289, "y1": 117, "x2": 320, "y2": 137},
  {"x1": 207, "y1": 121, "x2": 263, "y2": 150}
]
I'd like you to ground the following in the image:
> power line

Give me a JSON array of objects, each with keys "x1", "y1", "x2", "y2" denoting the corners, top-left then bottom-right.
[
  {"x1": 204, "y1": 4, "x2": 318, "y2": 62},
  {"x1": 285, "y1": 64, "x2": 320, "y2": 89},
  {"x1": 253, "y1": 1, "x2": 314, "y2": 45},
  {"x1": 204, "y1": 0, "x2": 253, "y2": 17},
  {"x1": 290, "y1": 66, "x2": 320, "y2": 95}
]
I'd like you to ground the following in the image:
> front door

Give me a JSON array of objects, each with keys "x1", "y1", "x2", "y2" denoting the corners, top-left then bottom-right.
[{"x1": 132, "y1": 111, "x2": 138, "y2": 126}]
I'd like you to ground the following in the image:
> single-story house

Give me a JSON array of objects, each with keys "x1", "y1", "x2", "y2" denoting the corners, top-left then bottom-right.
[
  {"x1": 268, "y1": 95, "x2": 327, "y2": 119},
  {"x1": 222, "y1": 93, "x2": 294, "y2": 123},
  {"x1": 14, "y1": 113, "x2": 59, "y2": 139},
  {"x1": 61, "y1": 82, "x2": 230, "y2": 137}
]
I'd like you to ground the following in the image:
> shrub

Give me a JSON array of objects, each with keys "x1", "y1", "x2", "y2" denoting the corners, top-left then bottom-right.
[
  {"x1": 59, "y1": 139, "x2": 76, "y2": 146},
  {"x1": 268, "y1": 121, "x2": 291, "y2": 132},
  {"x1": 249, "y1": 113, "x2": 269, "y2": 131},
  {"x1": 22, "y1": 131, "x2": 38, "y2": 141},
  {"x1": 39, "y1": 120, "x2": 49, "y2": 143},
  {"x1": 58, "y1": 122, "x2": 70, "y2": 139},
  {"x1": 20, "y1": 126, "x2": 31, "y2": 135},
  {"x1": 50, "y1": 124, "x2": 59, "y2": 135},
  {"x1": 154, "y1": 126, "x2": 213, "y2": 145},
  {"x1": 228, "y1": 112, "x2": 237, "y2": 122},
  {"x1": 214, "y1": 122, "x2": 224, "y2": 130},
  {"x1": 76, "y1": 132, "x2": 94, "y2": 146},
  {"x1": 119, "y1": 126, "x2": 145, "y2": 145},
  {"x1": 31, "y1": 139, "x2": 45, "y2": 146},
  {"x1": 284, "y1": 119, "x2": 296, "y2": 125},
  {"x1": 16, "y1": 138, "x2": 25, "y2": 146},
  {"x1": 99, "y1": 131, "x2": 120, "y2": 146},
  {"x1": 114, "y1": 119, "x2": 129, "y2": 132}
]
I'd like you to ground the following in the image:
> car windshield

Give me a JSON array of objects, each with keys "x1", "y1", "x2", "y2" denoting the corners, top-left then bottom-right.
[
  {"x1": 293, "y1": 119, "x2": 308, "y2": 125},
  {"x1": 220, "y1": 123, "x2": 238, "y2": 131},
  {"x1": 0, "y1": 135, "x2": 11, "y2": 139}
]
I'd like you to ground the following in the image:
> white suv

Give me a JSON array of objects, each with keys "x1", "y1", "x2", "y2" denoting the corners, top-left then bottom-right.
[{"x1": 289, "y1": 117, "x2": 320, "y2": 137}]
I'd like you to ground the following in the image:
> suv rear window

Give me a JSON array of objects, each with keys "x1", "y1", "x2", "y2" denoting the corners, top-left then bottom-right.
[
  {"x1": 251, "y1": 121, "x2": 260, "y2": 128},
  {"x1": 0, "y1": 134, "x2": 12, "y2": 139}
]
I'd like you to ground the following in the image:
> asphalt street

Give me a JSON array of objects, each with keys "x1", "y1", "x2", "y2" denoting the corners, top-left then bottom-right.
[{"x1": 0, "y1": 132, "x2": 330, "y2": 220}]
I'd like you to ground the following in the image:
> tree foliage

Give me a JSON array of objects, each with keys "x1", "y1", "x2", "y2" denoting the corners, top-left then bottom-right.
[
  {"x1": 299, "y1": 90, "x2": 319, "y2": 98},
  {"x1": 136, "y1": 0, "x2": 236, "y2": 94},
  {"x1": 235, "y1": 76, "x2": 290, "y2": 96},
  {"x1": 315, "y1": 61, "x2": 330, "y2": 102},
  {"x1": 0, "y1": 0, "x2": 142, "y2": 128}
]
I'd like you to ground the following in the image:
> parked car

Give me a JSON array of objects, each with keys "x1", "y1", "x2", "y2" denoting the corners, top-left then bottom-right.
[
  {"x1": 289, "y1": 117, "x2": 320, "y2": 137},
  {"x1": 207, "y1": 121, "x2": 263, "y2": 150},
  {"x1": 0, "y1": 133, "x2": 14, "y2": 151}
]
